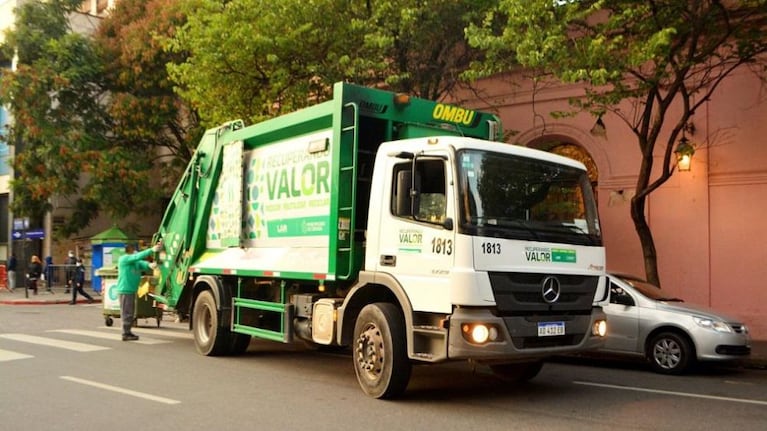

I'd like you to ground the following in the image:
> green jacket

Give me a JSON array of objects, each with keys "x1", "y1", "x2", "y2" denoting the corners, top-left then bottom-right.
[{"x1": 116, "y1": 248, "x2": 153, "y2": 295}]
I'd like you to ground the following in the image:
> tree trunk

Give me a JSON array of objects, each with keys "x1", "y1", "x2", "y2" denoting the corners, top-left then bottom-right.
[{"x1": 630, "y1": 193, "x2": 661, "y2": 287}]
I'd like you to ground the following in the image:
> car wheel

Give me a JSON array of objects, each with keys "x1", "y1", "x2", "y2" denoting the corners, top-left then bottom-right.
[{"x1": 648, "y1": 331, "x2": 694, "y2": 374}]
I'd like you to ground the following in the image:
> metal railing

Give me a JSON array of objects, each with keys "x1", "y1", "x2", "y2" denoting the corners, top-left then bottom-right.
[{"x1": 33, "y1": 264, "x2": 94, "y2": 292}]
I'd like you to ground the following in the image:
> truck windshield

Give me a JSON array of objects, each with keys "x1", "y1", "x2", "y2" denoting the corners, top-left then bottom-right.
[{"x1": 456, "y1": 149, "x2": 601, "y2": 246}]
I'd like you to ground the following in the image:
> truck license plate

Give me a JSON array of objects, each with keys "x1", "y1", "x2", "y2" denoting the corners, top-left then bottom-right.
[{"x1": 538, "y1": 322, "x2": 565, "y2": 337}]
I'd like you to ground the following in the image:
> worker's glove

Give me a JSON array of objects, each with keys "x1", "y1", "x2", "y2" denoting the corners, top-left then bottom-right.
[
  {"x1": 149, "y1": 262, "x2": 158, "y2": 270},
  {"x1": 152, "y1": 242, "x2": 163, "y2": 253}
]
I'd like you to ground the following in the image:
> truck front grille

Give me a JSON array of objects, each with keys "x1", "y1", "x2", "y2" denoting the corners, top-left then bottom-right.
[
  {"x1": 488, "y1": 272, "x2": 600, "y2": 350},
  {"x1": 488, "y1": 272, "x2": 599, "y2": 316}
]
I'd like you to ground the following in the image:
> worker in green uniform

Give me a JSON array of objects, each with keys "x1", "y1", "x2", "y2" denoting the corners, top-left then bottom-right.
[{"x1": 117, "y1": 242, "x2": 162, "y2": 341}]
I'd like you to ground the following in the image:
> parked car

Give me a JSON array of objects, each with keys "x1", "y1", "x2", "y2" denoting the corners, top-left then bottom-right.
[{"x1": 599, "y1": 273, "x2": 751, "y2": 374}]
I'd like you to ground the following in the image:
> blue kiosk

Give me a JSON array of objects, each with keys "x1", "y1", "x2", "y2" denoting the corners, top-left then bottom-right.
[{"x1": 90, "y1": 226, "x2": 135, "y2": 293}]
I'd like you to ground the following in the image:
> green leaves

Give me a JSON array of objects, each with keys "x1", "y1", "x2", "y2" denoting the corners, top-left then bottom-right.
[
  {"x1": 165, "y1": 0, "x2": 495, "y2": 125},
  {"x1": 2, "y1": 0, "x2": 199, "y2": 236}
]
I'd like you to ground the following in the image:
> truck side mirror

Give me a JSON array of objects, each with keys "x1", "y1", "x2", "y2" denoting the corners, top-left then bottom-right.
[{"x1": 395, "y1": 170, "x2": 413, "y2": 217}]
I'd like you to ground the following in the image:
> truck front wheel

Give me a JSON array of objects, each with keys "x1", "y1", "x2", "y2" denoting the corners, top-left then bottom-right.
[{"x1": 353, "y1": 303, "x2": 411, "y2": 399}]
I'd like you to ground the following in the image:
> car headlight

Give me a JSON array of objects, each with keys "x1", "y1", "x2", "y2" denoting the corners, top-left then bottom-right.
[{"x1": 693, "y1": 316, "x2": 733, "y2": 333}]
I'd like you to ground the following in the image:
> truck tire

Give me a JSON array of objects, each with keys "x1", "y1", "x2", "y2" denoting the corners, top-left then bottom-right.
[
  {"x1": 193, "y1": 290, "x2": 231, "y2": 356},
  {"x1": 490, "y1": 361, "x2": 544, "y2": 382},
  {"x1": 353, "y1": 303, "x2": 411, "y2": 399}
]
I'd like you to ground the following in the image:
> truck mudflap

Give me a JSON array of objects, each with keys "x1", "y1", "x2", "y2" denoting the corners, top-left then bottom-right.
[{"x1": 446, "y1": 307, "x2": 606, "y2": 361}]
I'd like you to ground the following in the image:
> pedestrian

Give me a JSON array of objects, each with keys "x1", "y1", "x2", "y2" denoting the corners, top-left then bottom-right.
[
  {"x1": 69, "y1": 258, "x2": 94, "y2": 305},
  {"x1": 117, "y1": 242, "x2": 162, "y2": 341},
  {"x1": 44, "y1": 256, "x2": 54, "y2": 293},
  {"x1": 7, "y1": 253, "x2": 17, "y2": 293},
  {"x1": 65, "y1": 250, "x2": 77, "y2": 293},
  {"x1": 27, "y1": 255, "x2": 43, "y2": 295}
]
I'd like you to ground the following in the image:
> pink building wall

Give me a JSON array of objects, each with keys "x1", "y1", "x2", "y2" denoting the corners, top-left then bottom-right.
[{"x1": 454, "y1": 70, "x2": 767, "y2": 340}]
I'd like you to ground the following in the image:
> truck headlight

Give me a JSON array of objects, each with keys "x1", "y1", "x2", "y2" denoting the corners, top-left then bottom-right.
[
  {"x1": 693, "y1": 316, "x2": 732, "y2": 333},
  {"x1": 461, "y1": 323, "x2": 501, "y2": 344},
  {"x1": 592, "y1": 319, "x2": 607, "y2": 337}
]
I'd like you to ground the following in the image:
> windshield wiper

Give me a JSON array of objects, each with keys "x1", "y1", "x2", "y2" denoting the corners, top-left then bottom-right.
[
  {"x1": 474, "y1": 218, "x2": 542, "y2": 240},
  {"x1": 537, "y1": 222, "x2": 590, "y2": 235}
]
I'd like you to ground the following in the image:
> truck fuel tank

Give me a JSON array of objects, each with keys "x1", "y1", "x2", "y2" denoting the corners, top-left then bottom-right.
[{"x1": 312, "y1": 298, "x2": 343, "y2": 345}]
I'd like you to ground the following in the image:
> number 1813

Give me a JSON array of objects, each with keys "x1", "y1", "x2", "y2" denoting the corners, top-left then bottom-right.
[{"x1": 481, "y1": 242, "x2": 501, "y2": 254}]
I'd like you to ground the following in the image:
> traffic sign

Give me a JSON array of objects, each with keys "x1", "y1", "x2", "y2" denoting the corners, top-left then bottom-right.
[
  {"x1": 25, "y1": 229, "x2": 45, "y2": 240},
  {"x1": 12, "y1": 230, "x2": 23, "y2": 240},
  {"x1": 13, "y1": 217, "x2": 29, "y2": 230}
]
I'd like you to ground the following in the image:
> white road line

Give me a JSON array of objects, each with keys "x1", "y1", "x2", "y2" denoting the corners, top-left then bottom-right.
[
  {"x1": 49, "y1": 329, "x2": 171, "y2": 345},
  {"x1": 0, "y1": 334, "x2": 109, "y2": 352},
  {"x1": 0, "y1": 349, "x2": 33, "y2": 362},
  {"x1": 574, "y1": 381, "x2": 767, "y2": 406},
  {"x1": 61, "y1": 376, "x2": 181, "y2": 405}
]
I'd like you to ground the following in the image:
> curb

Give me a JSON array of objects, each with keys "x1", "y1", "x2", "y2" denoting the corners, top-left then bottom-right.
[
  {"x1": 0, "y1": 295, "x2": 102, "y2": 306},
  {"x1": 0, "y1": 300, "x2": 102, "y2": 305}
]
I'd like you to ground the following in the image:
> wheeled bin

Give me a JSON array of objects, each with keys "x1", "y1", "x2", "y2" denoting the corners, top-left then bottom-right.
[{"x1": 97, "y1": 266, "x2": 162, "y2": 328}]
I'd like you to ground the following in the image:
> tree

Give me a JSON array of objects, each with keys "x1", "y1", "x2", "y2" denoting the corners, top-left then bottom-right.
[
  {"x1": 165, "y1": 0, "x2": 495, "y2": 126},
  {"x1": 96, "y1": 0, "x2": 201, "y2": 189},
  {"x1": 1, "y1": 0, "x2": 113, "y2": 233},
  {"x1": 165, "y1": 0, "x2": 361, "y2": 126},
  {"x1": 0, "y1": 0, "x2": 181, "y2": 236},
  {"x1": 347, "y1": 0, "x2": 496, "y2": 100},
  {"x1": 467, "y1": 0, "x2": 767, "y2": 286}
]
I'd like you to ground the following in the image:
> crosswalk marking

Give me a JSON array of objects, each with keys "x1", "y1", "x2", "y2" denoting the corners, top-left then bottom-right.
[
  {"x1": 0, "y1": 348, "x2": 33, "y2": 362},
  {"x1": 102, "y1": 326, "x2": 192, "y2": 340},
  {"x1": 49, "y1": 329, "x2": 171, "y2": 345},
  {"x1": 0, "y1": 334, "x2": 110, "y2": 352},
  {"x1": 0, "y1": 327, "x2": 191, "y2": 361}
]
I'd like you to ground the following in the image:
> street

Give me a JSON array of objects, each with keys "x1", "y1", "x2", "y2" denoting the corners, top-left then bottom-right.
[{"x1": 1, "y1": 303, "x2": 766, "y2": 431}]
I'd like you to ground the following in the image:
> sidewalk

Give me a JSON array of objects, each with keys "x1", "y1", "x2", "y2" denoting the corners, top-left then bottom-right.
[
  {"x1": 0, "y1": 287, "x2": 765, "y2": 370},
  {"x1": 0, "y1": 285, "x2": 102, "y2": 305}
]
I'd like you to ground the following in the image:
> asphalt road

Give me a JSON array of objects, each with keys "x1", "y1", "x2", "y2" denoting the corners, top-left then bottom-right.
[{"x1": 2, "y1": 304, "x2": 766, "y2": 431}]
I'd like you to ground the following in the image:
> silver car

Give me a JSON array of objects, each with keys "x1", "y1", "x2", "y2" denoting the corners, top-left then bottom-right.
[{"x1": 601, "y1": 273, "x2": 751, "y2": 374}]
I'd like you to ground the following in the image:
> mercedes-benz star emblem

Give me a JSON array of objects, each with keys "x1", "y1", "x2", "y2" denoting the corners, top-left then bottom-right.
[{"x1": 541, "y1": 276, "x2": 561, "y2": 304}]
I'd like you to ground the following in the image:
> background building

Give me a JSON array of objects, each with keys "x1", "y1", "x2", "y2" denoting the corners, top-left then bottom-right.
[{"x1": 0, "y1": 0, "x2": 25, "y2": 265}]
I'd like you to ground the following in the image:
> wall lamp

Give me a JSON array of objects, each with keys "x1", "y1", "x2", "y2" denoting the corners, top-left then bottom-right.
[{"x1": 674, "y1": 135, "x2": 695, "y2": 172}]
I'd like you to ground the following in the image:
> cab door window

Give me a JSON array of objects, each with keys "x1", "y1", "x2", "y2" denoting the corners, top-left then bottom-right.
[{"x1": 391, "y1": 158, "x2": 446, "y2": 224}]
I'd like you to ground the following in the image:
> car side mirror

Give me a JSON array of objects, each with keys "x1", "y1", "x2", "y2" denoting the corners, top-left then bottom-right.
[{"x1": 612, "y1": 292, "x2": 633, "y2": 306}]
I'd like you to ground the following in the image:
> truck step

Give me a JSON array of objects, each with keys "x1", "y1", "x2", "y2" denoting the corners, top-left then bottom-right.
[
  {"x1": 232, "y1": 298, "x2": 293, "y2": 343},
  {"x1": 412, "y1": 325, "x2": 448, "y2": 362}
]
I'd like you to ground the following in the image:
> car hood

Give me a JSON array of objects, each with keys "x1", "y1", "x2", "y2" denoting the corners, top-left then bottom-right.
[{"x1": 654, "y1": 301, "x2": 743, "y2": 324}]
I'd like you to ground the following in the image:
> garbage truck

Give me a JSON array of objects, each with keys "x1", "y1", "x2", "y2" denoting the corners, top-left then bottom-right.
[{"x1": 152, "y1": 82, "x2": 608, "y2": 398}]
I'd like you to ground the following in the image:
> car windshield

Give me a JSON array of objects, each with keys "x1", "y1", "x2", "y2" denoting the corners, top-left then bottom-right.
[
  {"x1": 456, "y1": 149, "x2": 601, "y2": 246},
  {"x1": 617, "y1": 275, "x2": 684, "y2": 302}
]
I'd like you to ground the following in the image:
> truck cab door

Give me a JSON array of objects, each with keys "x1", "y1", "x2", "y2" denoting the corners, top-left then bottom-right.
[{"x1": 375, "y1": 153, "x2": 455, "y2": 314}]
